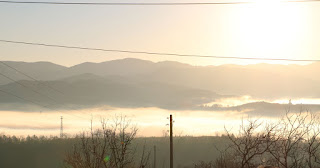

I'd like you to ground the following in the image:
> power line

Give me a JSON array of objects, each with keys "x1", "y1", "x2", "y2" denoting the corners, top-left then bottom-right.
[
  {"x1": 0, "y1": 87, "x2": 87, "y2": 119},
  {"x1": 0, "y1": 71, "x2": 59, "y2": 105},
  {"x1": 0, "y1": 70, "x2": 86, "y2": 119},
  {"x1": 0, "y1": 61, "x2": 87, "y2": 120},
  {"x1": 0, "y1": 90, "x2": 71, "y2": 128},
  {"x1": 0, "y1": 74, "x2": 87, "y2": 120},
  {"x1": 0, "y1": 60, "x2": 90, "y2": 117},
  {"x1": 0, "y1": 1, "x2": 251, "y2": 5},
  {"x1": 1, "y1": 39, "x2": 319, "y2": 62},
  {"x1": 0, "y1": 88, "x2": 50, "y2": 108},
  {"x1": 0, "y1": 61, "x2": 65, "y2": 95},
  {"x1": 0, "y1": 0, "x2": 319, "y2": 5}
]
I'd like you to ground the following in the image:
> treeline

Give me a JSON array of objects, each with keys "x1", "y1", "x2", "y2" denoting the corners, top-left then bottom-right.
[
  {"x1": 0, "y1": 134, "x2": 74, "y2": 168},
  {"x1": 0, "y1": 134, "x2": 64, "y2": 143},
  {"x1": 0, "y1": 133, "x2": 228, "y2": 168}
]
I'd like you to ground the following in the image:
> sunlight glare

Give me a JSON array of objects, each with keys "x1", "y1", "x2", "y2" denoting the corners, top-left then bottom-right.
[{"x1": 227, "y1": 0, "x2": 308, "y2": 64}]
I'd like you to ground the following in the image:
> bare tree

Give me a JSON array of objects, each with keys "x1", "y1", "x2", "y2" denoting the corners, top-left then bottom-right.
[
  {"x1": 267, "y1": 111, "x2": 308, "y2": 168},
  {"x1": 225, "y1": 119, "x2": 272, "y2": 168},
  {"x1": 106, "y1": 116, "x2": 138, "y2": 168},
  {"x1": 212, "y1": 148, "x2": 238, "y2": 168},
  {"x1": 301, "y1": 112, "x2": 320, "y2": 168},
  {"x1": 64, "y1": 116, "x2": 150, "y2": 168},
  {"x1": 138, "y1": 142, "x2": 151, "y2": 168},
  {"x1": 214, "y1": 109, "x2": 320, "y2": 168},
  {"x1": 64, "y1": 129, "x2": 109, "y2": 168},
  {"x1": 194, "y1": 161, "x2": 214, "y2": 168}
]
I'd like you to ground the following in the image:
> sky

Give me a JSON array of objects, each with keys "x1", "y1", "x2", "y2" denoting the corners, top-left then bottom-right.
[
  {"x1": 1, "y1": 0, "x2": 320, "y2": 137},
  {"x1": 1, "y1": 0, "x2": 320, "y2": 66}
]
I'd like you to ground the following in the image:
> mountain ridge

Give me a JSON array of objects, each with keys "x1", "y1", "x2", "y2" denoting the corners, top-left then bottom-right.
[{"x1": 0, "y1": 58, "x2": 319, "y2": 113}]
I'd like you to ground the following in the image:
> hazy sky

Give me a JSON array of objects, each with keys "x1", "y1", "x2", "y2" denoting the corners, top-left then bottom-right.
[{"x1": 1, "y1": 0, "x2": 320, "y2": 66}]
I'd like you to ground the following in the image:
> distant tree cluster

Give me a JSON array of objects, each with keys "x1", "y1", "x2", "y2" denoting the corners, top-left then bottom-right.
[{"x1": 0, "y1": 134, "x2": 63, "y2": 144}]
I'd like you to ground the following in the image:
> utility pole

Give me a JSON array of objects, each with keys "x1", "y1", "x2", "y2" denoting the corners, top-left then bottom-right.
[
  {"x1": 170, "y1": 114, "x2": 173, "y2": 168},
  {"x1": 91, "y1": 114, "x2": 93, "y2": 132},
  {"x1": 60, "y1": 116, "x2": 63, "y2": 138},
  {"x1": 154, "y1": 145, "x2": 157, "y2": 168}
]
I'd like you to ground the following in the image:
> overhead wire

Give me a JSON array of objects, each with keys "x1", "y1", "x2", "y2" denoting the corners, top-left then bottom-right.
[
  {"x1": 0, "y1": 71, "x2": 89, "y2": 123},
  {"x1": 0, "y1": 89, "x2": 65, "y2": 131},
  {"x1": 0, "y1": 0, "x2": 319, "y2": 5},
  {"x1": 0, "y1": 73, "x2": 88, "y2": 120},
  {"x1": 0, "y1": 0, "x2": 249, "y2": 5},
  {"x1": 0, "y1": 39, "x2": 319, "y2": 62},
  {"x1": 0, "y1": 88, "x2": 50, "y2": 108},
  {"x1": 0, "y1": 62, "x2": 89, "y2": 110},
  {"x1": 0, "y1": 61, "x2": 65, "y2": 95},
  {"x1": 0, "y1": 71, "x2": 60, "y2": 105},
  {"x1": 0, "y1": 60, "x2": 92, "y2": 118}
]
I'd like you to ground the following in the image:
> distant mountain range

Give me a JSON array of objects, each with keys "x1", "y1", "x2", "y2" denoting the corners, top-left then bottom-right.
[{"x1": 0, "y1": 58, "x2": 319, "y2": 115}]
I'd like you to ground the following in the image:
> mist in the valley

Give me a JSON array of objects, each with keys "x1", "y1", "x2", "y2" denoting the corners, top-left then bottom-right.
[{"x1": 1, "y1": 58, "x2": 320, "y2": 137}]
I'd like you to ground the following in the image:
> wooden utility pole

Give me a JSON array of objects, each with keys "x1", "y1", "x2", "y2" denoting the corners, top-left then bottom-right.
[
  {"x1": 60, "y1": 116, "x2": 63, "y2": 138},
  {"x1": 170, "y1": 114, "x2": 173, "y2": 168},
  {"x1": 90, "y1": 114, "x2": 93, "y2": 132},
  {"x1": 154, "y1": 145, "x2": 157, "y2": 168}
]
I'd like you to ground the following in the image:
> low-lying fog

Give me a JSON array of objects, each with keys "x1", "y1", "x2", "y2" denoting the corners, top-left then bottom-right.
[{"x1": 1, "y1": 97, "x2": 320, "y2": 137}]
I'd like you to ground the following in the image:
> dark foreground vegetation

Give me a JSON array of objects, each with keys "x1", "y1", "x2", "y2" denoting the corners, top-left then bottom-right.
[
  {"x1": 0, "y1": 134, "x2": 226, "y2": 168},
  {"x1": 1, "y1": 110, "x2": 320, "y2": 168}
]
